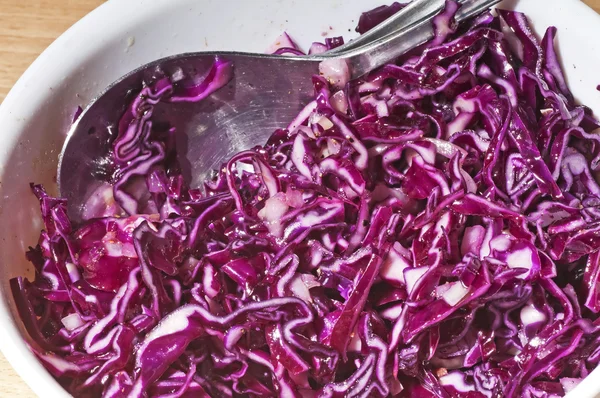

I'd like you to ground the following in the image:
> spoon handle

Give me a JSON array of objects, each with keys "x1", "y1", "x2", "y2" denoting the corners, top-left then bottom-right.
[
  {"x1": 330, "y1": 0, "x2": 497, "y2": 55},
  {"x1": 330, "y1": 0, "x2": 501, "y2": 80},
  {"x1": 328, "y1": 0, "x2": 448, "y2": 54}
]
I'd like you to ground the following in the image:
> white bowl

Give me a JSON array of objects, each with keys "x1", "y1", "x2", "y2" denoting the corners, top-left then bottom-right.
[{"x1": 0, "y1": 0, "x2": 599, "y2": 396}]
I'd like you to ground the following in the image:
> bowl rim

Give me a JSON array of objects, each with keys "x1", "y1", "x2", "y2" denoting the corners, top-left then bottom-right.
[{"x1": 0, "y1": 4, "x2": 113, "y2": 397}]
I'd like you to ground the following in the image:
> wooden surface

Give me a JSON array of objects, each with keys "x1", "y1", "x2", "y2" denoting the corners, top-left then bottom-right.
[{"x1": 0, "y1": 0, "x2": 599, "y2": 396}]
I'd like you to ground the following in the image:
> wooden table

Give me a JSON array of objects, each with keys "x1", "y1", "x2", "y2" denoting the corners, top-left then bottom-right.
[{"x1": 1, "y1": 0, "x2": 599, "y2": 395}]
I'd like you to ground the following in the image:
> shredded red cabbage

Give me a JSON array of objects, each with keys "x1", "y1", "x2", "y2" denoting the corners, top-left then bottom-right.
[{"x1": 12, "y1": 2, "x2": 600, "y2": 397}]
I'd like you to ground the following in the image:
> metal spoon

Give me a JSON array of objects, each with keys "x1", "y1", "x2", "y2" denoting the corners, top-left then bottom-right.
[{"x1": 58, "y1": 0, "x2": 499, "y2": 221}]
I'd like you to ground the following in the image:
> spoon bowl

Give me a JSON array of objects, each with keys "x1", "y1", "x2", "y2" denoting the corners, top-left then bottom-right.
[{"x1": 58, "y1": 53, "x2": 319, "y2": 222}]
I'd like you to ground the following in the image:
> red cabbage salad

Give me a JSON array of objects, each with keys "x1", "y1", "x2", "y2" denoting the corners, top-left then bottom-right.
[{"x1": 12, "y1": 2, "x2": 600, "y2": 397}]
